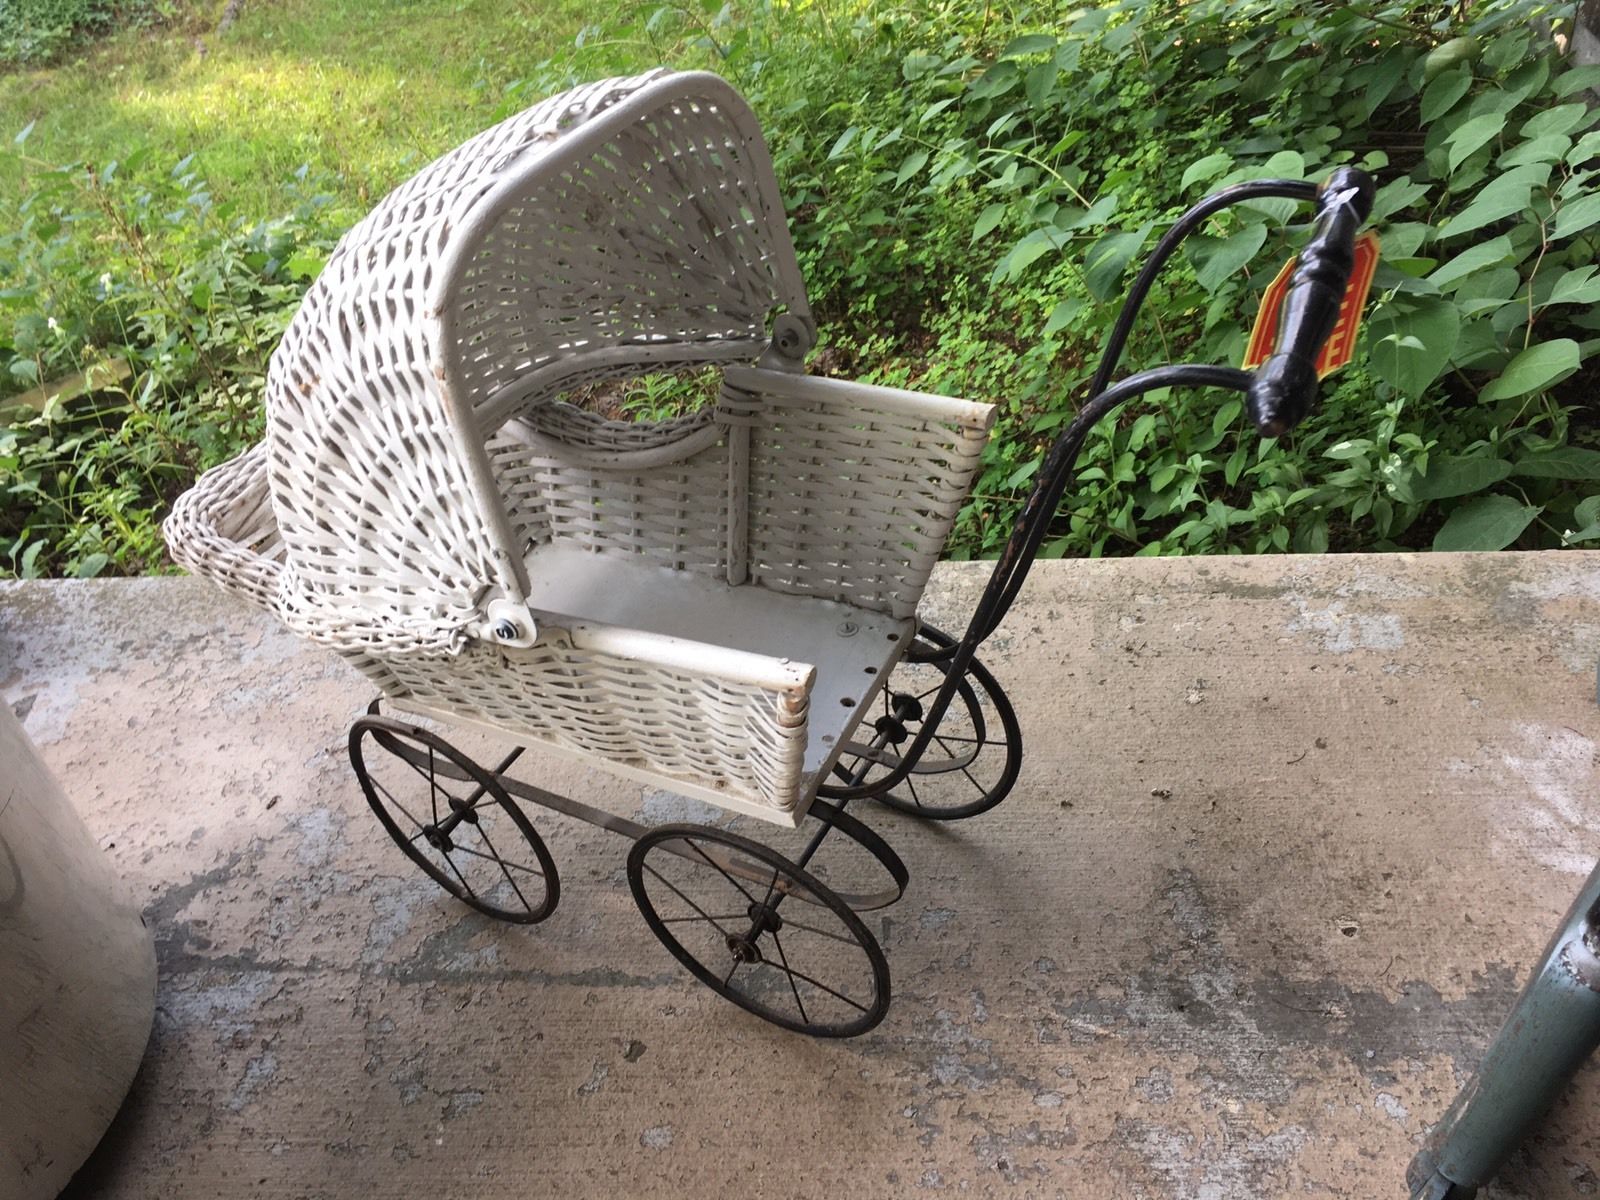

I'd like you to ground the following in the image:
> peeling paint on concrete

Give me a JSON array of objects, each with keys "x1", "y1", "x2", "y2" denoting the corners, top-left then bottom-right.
[{"x1": 1285, "y1": 594, "x2": 1406, "y2": 654}]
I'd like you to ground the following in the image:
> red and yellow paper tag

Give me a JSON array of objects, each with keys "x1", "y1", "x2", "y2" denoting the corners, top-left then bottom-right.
[{"x1": 1242, "y1": 230, "x2": 1381, "y2": 378}]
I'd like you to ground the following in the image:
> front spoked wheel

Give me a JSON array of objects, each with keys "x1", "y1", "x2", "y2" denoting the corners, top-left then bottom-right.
[
  {"x1": 844, "y1": 623, "x2": 1022, "y2": 820},
  {"x1": 628, "y1": 824, "x2": 889, "y2": 1037},
  {"x1": 350, "y1": 716, "x2": 559, "y2": 924}
]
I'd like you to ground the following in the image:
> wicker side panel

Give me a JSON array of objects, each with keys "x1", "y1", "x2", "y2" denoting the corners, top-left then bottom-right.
[
  {"x1": 534, "y1": 447, "x2": 730, "y2": 572},
  {"x1": 381, "y1": 640, "x2": 809, "y2": 811},
  {"x1": 491, "y1": 403, "x2": 731, "y2": 575},
  {"x1": 727, "y1": 383, "x2": 990, "y2": 619}
]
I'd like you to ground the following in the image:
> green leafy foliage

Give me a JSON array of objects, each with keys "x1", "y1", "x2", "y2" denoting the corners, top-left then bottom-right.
[
  {"x1": 2, "y1": 0, "x2": 1596, "y2": 577},
  {"x1": 0, "y1": 0, "x2": 172, "y2": 65}
]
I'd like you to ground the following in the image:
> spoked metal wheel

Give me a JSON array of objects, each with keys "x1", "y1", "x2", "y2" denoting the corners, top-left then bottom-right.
[
  {"x1": 628, "y1": 824, "x2": 890, "y2": 1037},
  {"x1": 350, "y1": 716, "x2": 559, "y2": 924},
  {"x1": 842, "y1": 623, "x2": 1022, "y2": 820}
]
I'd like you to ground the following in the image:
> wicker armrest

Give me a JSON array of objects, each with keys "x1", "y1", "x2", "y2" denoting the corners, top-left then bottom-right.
[{"x1": 163, "y1": 444, "x2": 284, "y2": 613}]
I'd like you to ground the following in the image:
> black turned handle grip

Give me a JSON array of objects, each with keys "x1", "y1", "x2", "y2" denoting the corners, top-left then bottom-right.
[{"x1": 1245, "y1": 166, "x2": 1377, "y2": 437}]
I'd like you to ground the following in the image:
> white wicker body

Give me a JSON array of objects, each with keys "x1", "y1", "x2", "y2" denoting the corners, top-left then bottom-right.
[{"x1": 166, "y1": 71, "x2": 995, "y2": 824}]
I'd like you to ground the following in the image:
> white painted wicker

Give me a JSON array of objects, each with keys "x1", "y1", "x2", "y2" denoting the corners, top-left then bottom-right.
[{"x1": 165, "y1": 70, "x2": 995, "y2": 823}]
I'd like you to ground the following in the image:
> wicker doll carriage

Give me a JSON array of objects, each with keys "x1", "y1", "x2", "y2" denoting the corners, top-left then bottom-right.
[
  {"x1": 168, "y1": 66, "x2": 1375, "y2": 1038},
  {"x1": 166, "y1": 69, "x2": 1019, "y2": 1036}
]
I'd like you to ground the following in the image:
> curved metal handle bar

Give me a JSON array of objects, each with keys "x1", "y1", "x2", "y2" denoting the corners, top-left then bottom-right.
[
  {"x1": 819, "y1": 361, "x2": 1250, "y2": 802},
  {"x1": 828, "y1": 174, "x2": 1383, "y2": 804},
  {"x1": 1086, "y1": 179, "x2": 1319, "y2": 403},
  {"x1": 979, "y1": 178, "x2": 1320, "y2": 646}
]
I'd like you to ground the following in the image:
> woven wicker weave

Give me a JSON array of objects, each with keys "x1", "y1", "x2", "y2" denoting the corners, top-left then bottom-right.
[{"x1": 166, "y1": 70, "x2": 995, "y2": 823}]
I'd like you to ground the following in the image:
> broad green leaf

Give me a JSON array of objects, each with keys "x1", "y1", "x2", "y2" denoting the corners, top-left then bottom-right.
[
  {"x1": 1025, "y1": 62, "x2": 1057, "y2": 108},
  {"x1": 1238, "y1": 150, "x2": 1305, "y2": 222},
  {"x1": 971, "y1": 202, "x2": 1008, "y2": 243},
  {"x1": 1510, "y1": 447, "x2": 1600, "y2": 480},
  {"x1": 1189, "y1": 222, "x2": 1268, "y2": 293},
  {"x1": 1479, "y1": 338, "x2": 1581, "y2": 402},
  {"x1": 1325, "y1": 439, "x2": 1374, "y2": 461},
  {"x1": 1498, "y1": 134, "x2": 1570, "y2": 168},
  {"x1": 1568, "y1": 130, "x2": 1600, "y2": 166},
  {"x1": 73, "y1": 553, "x2": 109, "y2": 579},
  {"x1": 1567, "y1": 499, "x2": 1600, "y2": 544},
  {"x1": 284, "y1": 251, "x2": 324, "y2": 280},
  {"x1": 1083, "y1": 224, "x2": 1153, "y2": 301},
  {"x1": 1372, "y1": 179, "x2": 1430, "y2": 223},
  {"x1": 1433, "y1": 496, "x2": 1541, "y2": 551},
  {"x1": 1061, "y1": 190, "x2": 1119, "y2": 231},
  {"x1": 1523, "y1": 103, "x2": 1592, "y2": 139},
  {"x1": 1408, "y1": 455, "x2": 1512, "y2": 500},
  {"x1": 1420, "y1": 67, "x2": 1473, "y2": 123},
  {"x1": 1426, "y1": 235, "x2": 1513, "y2": 289},
  {"x1": 1554, "y1": 192, "x2": 1600, "y2": 240},
  {"x1": 895, "y1": 149, "x2": 929, "y2": 186},
  {"x1": 1440, "y1": 164, "x2": 1550, "y2": 239},
  {"x1": 1001, "y1": 34, "x2": 1056, "y2": 57},
  {"x1": 1547, "y1": 265, "x2": 1600, "y2": 306},
  {"x1": 1181, "y1": 152, "x2": 1232, "y2": 193},
  {"x1": 1454, "y1": 265, "x2": 1522, "y2": 315},
  {"x1": 827, "y1": 126, "x2": 860, "y2": 159},
  {"x1": 1043, "y1": 298, "x2": 1084, "y2": 337},
  {"x1": 993, "y1": 228, "x2": 1064, "y2": 282},
  {"x1": 1358, "y1": 48, "x2": 1411, "y2": 121},
  {"x1": 1554, "y1": 65, "x2": 1600, "y2": 98},
  {"x1": 1446, "y1": 113, "x2": 1505, "y2": 173},
  {"x1": 1367, "y1": 298, "x2": 1460, "y2": 397}
]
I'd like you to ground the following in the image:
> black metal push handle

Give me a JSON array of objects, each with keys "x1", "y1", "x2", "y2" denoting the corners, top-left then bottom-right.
[{"x1": 1245, "y1": 166, "x2": 1377, "y2": 438}]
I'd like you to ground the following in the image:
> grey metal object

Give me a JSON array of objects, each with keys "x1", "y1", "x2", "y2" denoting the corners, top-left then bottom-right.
[{"x1": 1408, "y1": 859, "x2": 1600, "y2": 1198}]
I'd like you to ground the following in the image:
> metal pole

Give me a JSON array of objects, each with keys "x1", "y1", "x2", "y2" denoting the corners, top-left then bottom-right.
[{"x1": 1408, "y1": 859, "x2": 1600, "y2": 1199}]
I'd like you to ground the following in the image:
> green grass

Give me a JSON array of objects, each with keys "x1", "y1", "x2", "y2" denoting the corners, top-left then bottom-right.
[
  {"x1": 3, "y1": 0, "x2": 1595, "y2": 579},
  {"x1": 0, "y1": 0, "x2": 634, "y2": 213}
]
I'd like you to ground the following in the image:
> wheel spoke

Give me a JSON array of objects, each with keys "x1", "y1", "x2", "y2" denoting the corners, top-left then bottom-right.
[
  {"x1": 933, "y1": 734, "x2": 1007, "y2": 748},
  {"x1": 769, "y1": 959, "x2": 869, "y2": 1014},
  {"x1": 769, "y1": 932, "x2": 809, "y2": 1026},
  {"x1": 427, "y1": 746, "x2": 441, "y2": 826},
  {"x1": 371, "y1": 776, "x2": 428, "y2": 833},
  {"x1": 905, "y1": 773, "x2": 925, "y2": 810},
  {"x1": 437, "y1": 846, "x2": 476, "y2": 899},
  {"x1": 682, "y1": 837, "x2": 759, "y2": 905},
  {"x1": 660, "y1": 914, "x2": 745, "y2": 924},
  {"x1": 448, "y1": 841, "x2": 545, "y2": 877},
  {"x1": 475, "y1": 819, "x2": 535, "y2": 913},
  {"x1": 776, "y1": 915, "x2": 859, "y2": 947},
  {"x1": 643, "y1": 862, "x2": 734, "y2": 936}
]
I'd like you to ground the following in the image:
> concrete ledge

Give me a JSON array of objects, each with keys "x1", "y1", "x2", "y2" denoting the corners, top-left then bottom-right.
[{"x1": 3, "y1": 552, "x2": 1598, "y2": 1198}]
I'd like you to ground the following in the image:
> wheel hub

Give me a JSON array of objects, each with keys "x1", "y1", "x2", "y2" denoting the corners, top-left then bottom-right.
[
  {"x1": 423, "y1": 827, "x2": 454, "y2": 853},
  {"x1": 726, "y1": 933, "x2": 763, "y2": 963}
]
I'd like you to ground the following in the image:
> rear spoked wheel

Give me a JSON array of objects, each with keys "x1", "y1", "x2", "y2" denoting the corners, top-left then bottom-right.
[
  {"x1": 846, "y1": 623, "x2": 1022, "y2": 820},
  {"x1": 350, "y1": 716, "x2": 559, "y2": 924},
  {"x1": 628, "y1": 824, "x2": 889, "y2": 1037}
]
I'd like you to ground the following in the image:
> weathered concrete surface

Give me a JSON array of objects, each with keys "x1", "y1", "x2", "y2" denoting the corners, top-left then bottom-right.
[{"x1": 2, "y1": 552, "x2": 1598, "y2": 1199}]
